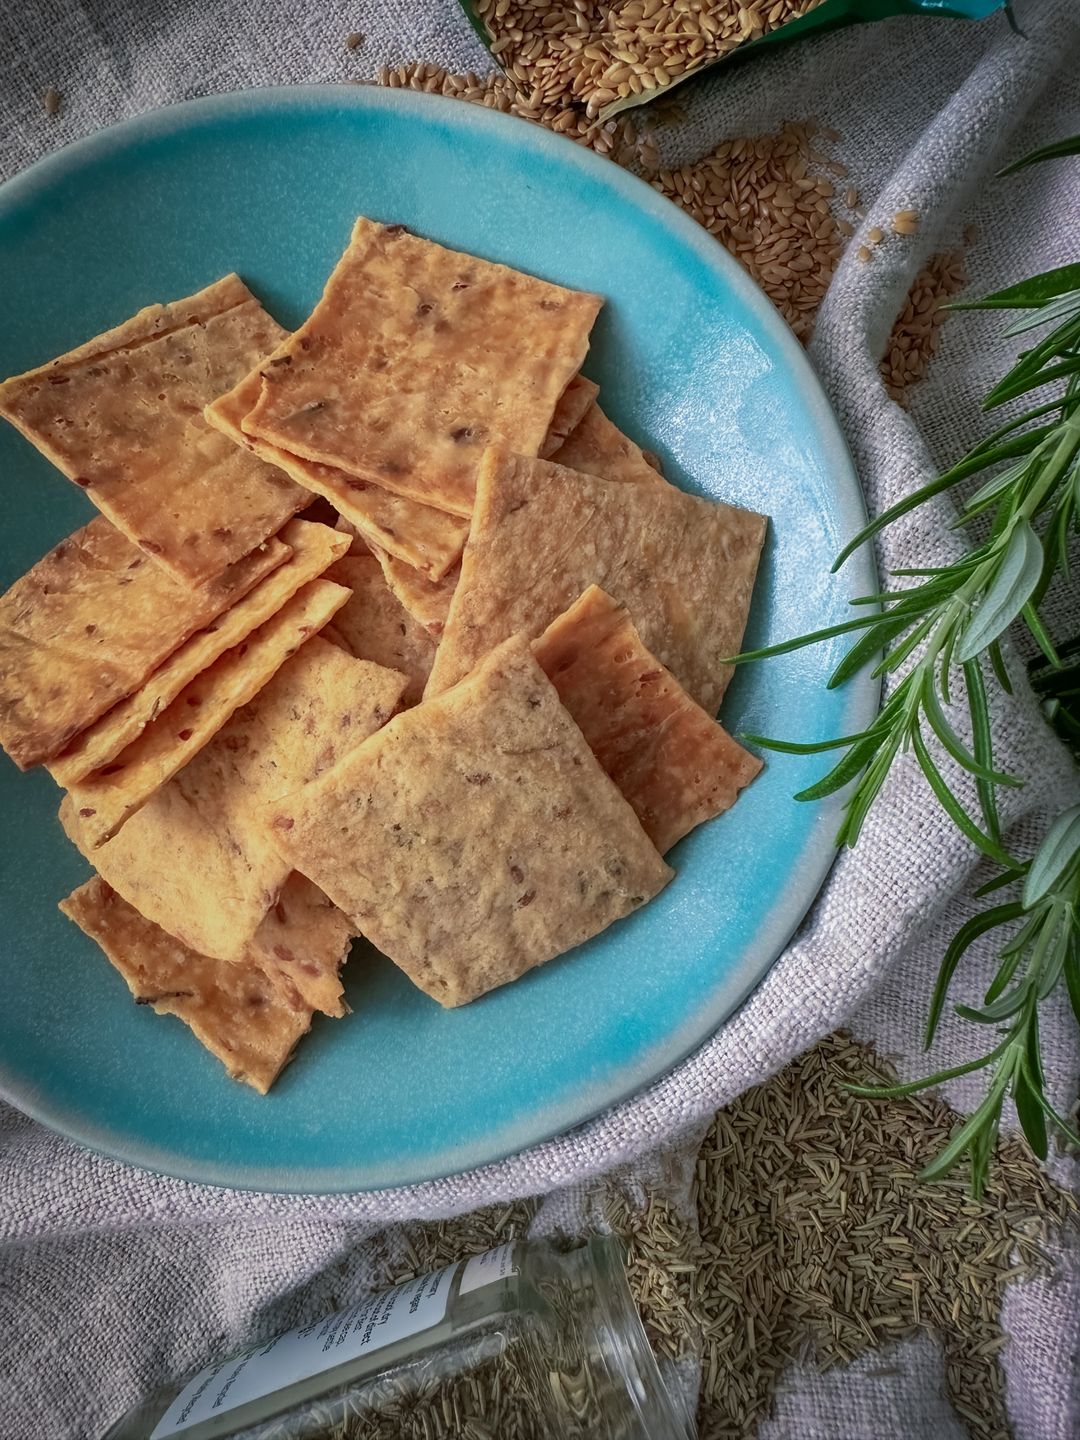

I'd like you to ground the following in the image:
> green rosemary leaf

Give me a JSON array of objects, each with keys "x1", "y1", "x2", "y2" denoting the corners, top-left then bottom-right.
[
  {"x1": 1013, "y1": 1072, "x2": 1049, "y2": 1160},
  {"x1": 958, "y1": 459, "x2": 1032, "y2": 521},
  {"x1": 834, "y1": 733, "x2": 903, "y2": 848},
  {"x1": 997, "y1": 136, "x2": 1080, "y2": 177},
  {"x1": 910, "y1": 727, "x2": 1016, "y2": 867},
  {"x1": 870, "y1": 614, "x2": 938, "y2": 680},
  {"x1": 989, "y1": 315, "x2": 1080, "y2": 393},
  {"x1": 830, "y1": 431, "x2": 1054, "y2": 571},
  {"x1": 828, "y1": 616, "x2": 912, "y2": 688},
  {"x1": 963, "y1": 658, "x2": 1003, "y2": 839},
  {"x1": 949, "y1": 260, "x2": 1080, "y2": 309},
  {"x1": 955, "y1": 520, "x2": 1043, "y2": 662},
  {"x1": 984, "y1": 937, "x2": 1027, "y2": 1003},
  {"x1": 723, "y1": 612, "x2": 883, "y2": 665},
  {"x1": 1032, "y1": 1088, "x2": 1080, "y2": 1150},
  {"x1": 974, "y1": 867, "x2": 1024, "y2": 899},
  {"x1": 848, "y1": 1035, "x2": 1013, "y2": 1099},
  {"x1": 988, "y1": 639, "x2": 1013, "y2": 693},
  {"x1": 1004, "y1": 288, "x2": 1080, "y2": 337},
  {"x1": 1023, "y1": 804, "x2": 1080, "y2": 906},
  {"x1": 791, "y1": 733, "x2": 887, "y2": 803},
  {"x1": 921, "y1": 679, "x2": 1019, "y2": 788},
  {"x1": 918, "y1": 1068, "x2": 1013, "y2": 1188},
  {"x1": 924, "y1": 901, "x2": 1025, "y2": 1047},
  {"x1": 737, "y1": 729, "x2": 880, "y2": 755},
  {"x1": 955, "y1": 987, "x2": 1031, "y2": 1024},
  {"x1": 1063, "y1": 947, "x2": 1080, "y2": 1028},
  {"x1": 1023, "y1": 602, "x2": 1062, "y2": 666},
  {"x1": 986, "y1": 356, "x2": 1080, "y2": 411}
]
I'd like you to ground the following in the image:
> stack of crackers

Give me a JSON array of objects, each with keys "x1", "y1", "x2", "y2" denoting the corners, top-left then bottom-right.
[{"x1": 0, "y1": 217, "x2": 766, "y2": 1095}]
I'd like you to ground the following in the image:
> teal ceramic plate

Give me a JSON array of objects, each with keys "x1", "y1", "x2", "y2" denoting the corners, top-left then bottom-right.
[{"x1": 0, "y1": 87, "x2": 877, "y2": 1193}]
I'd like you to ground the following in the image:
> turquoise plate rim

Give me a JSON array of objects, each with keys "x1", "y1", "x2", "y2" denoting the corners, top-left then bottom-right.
[{"x1": 0, "y1": 85, "x2": 879, "y2": 1193}]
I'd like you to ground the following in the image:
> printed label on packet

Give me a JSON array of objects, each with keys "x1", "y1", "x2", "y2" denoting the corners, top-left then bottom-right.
[
  {"x1": 458, "y1": 1242, "x2": 518, "y2": 1296},
  {"x1": 150, "y1": 1263, "x2": 459, "y2": 1438}
]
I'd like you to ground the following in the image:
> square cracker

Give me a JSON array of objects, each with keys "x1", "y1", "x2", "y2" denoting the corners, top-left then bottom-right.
[
  {"x1": 64, "y1": 579, "x2": 349, "y2": 847},
  {"x1": 62, "y1": 636, "x2": 406, "y2": 962},
  {"x1": 251, "y1": 872, "x2": 354, "y2": 1019},
  {"x1": 49, "y1": 519, "x2": 348, "y2": 786},
  {"x1": 426, "y1": 448, "x2": 767, "y2": 714},
  {"x1": 534, "y1": 587, "x2": 762, "y2": 854},
  {"x1": 241, "y1": 217, "x2": 603, "y2": 517},
  {"x1": 268, "y1": 636, "x2": 672, "y2": 1008},
  {"x1": 323, "y1": 556, "x2": 435, "y2": 706},
  {"x1": 539, "y1": 375, "x2": 600, "y2": 459},
  {"x1": 0, "y1": 518, "x2": 288, "y2": 770},
  {"x1": 372, "y1": 548, "x2": 459, "y2": 639},
  {"x1": 207, "y1": 371, "x2": 468, "y2": 582},
  {"x1": 0, "y1": 275, "x2": 309, "y2": 583},
  {"x1": 549, "y1": 400, "x2": 664, "y2": 485},
  {"x1": 60, "y1": 877, "x2": 312, "y2": 1094}
]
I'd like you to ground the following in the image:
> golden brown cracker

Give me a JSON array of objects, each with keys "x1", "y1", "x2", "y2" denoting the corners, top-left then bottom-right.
[
  {"x1": 549, "y1": 400, "x2": 664, "y2": 485},
  {"x1": 62, "y1": 637, "x2": 405, "y2": 961},
  {"x1": 0, "y1": 518, "x2": 288, "y2": 770},
  {"x1": 539, "y1": 374, "x2": 600, "y2": 459},
  {"x1": 60, "y1": 876, "x2": 312, "y2": 1094},
  {"x1": 0, "y1": 276, "x2": 308, "y2": 583},
  {"x1": 534, "y1": 587, "x2": 762, "y2": 853},
  {"x1": 207, "y1": 371, "x2": 467, "y2": 581},
  {"x1": 241, "y1": 218, "x2": 602, "y2": 517},
  {"x1": 426, "y1": 448, "x2": 766, "y2": 714},
  {"x1": 323, "y1": 556, "x2": 435, "y2": 706},
  {"x1": 49, "y1": 520, "x2": 348, "y2": 786},
  {"x1": 250, "y1": 872, "x2": 354, "y2": 1019},
  {"x1": 269, "y1": 637, "x2": 672, "y2": 1008},
  {"x1": 64, "y1": 579, "x2": 349, "y2": 846},
  {"x1": 372, "y1": 548, "x2": 459, "y2": 639}
]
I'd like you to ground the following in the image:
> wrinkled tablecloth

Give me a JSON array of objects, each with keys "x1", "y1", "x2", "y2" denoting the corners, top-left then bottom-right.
[{"x1": 1, "y1": 2, "x2": 1078, "y2": 1436}]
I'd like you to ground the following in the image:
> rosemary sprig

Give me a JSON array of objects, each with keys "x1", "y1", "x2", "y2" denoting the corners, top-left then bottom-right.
[
  {"x1": 730, "y1": 135, "x2": 1080, "y2": 1189},
  {"x1": 850, "y1": 805, "x2": 1080, "y2": 1198}
]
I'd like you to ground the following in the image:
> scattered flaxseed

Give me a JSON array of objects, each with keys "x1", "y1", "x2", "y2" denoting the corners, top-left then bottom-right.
[
  {"x1": 880, "y1": 248, "x2": 967, "y2": 404},
  {"x1": 371, "y1": 60, "x2": 640, "y2": 160},
  {"x1": 473, "y1": 0, "x2": 822, "y2": 119},
  {"x1": 651, "y1": 122, "x2": 846, "y2": 340},
  {"x1": 43, "y1": 87, "x2": 61, "y2": 117}
]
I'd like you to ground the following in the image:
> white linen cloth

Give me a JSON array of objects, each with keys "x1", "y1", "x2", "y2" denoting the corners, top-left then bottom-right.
[{"x1": 0, "y1": 2, "x2": 1077, "y2": 1436}]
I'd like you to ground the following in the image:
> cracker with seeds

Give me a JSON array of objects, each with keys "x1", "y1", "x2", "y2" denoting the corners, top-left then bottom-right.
[
  {"x1": 207, "y1": 368, "x2": 468, "y2": 581},
  {"x1": 323, "y1": 556, "x2": 435, "y2": 706},
  {"x1": 549, "y1": 400, "x2": 664, "y2": 485},
  {"x1": 0, "y1": 519, "x2": 288, "y2": 770},
  {"x1": 268, "y1": 637, "x2": 672, "y2": 1008},
  {"x1": 426, "y1": 448, "x2": 766, "y2": 713},
  {"x1": 241, "y1": 218, "x2": 602, "y2": 517},
  {"x1": 251, "y1": 872, "x2": 354, "y2": 1019},
  {"x1": 62, "y1": 637, "x2": 405, "y2": 960},
  {"x1": 49, "y1": 520, "x2": 347, "y2": 786},
  {"x1": 539, "y1": 374, "x2": 600, "y2": 459},
  {"x1": 64, "y1": 580, "x2": 349, "y2": 846},
  {"x1": 0, "y1": 276, "x2": 309, "y2": 583},
  {"x1": 372, "y1": 548, "x2": 459, "y2": 639},
  {"x1": 60, "y1": 877, "x2": 313, "y2": 1093},
  {"x1": 534, "y1": 587, "x2": 762, "y2": 853}
]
